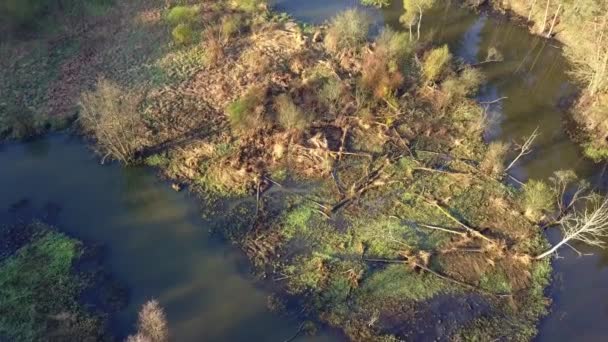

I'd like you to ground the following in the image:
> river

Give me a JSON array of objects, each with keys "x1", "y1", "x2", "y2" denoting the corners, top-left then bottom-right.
[
  {"x1": 0, "y1": 135, "x2": 336, "y2": 341},
  {"x1": 2, "y1": 1, "x2": 608, "y2": 341}
]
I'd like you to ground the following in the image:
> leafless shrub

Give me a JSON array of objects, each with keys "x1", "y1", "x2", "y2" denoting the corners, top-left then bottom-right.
[
  {"x1": 125, "y1": 300, "x2": 169, "y2": 342},
  {"x1": 79, "y1": 79, "x2": 149, "y2": 164}
]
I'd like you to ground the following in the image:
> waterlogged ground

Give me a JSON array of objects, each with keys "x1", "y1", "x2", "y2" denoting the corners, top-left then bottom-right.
[
  {"x1": 0, "y1": 135, "x2": 338, "y2": 342},
  {"x1": 271, "y1": 0, "x2": 608, "y2": 341}
]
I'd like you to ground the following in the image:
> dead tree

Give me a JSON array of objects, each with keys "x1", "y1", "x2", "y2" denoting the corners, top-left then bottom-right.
[{"x1": 536, "y1": 197, "x2": 608, "y2": 259}]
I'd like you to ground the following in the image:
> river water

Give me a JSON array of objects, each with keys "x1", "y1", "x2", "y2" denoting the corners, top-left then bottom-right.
[
  {"x1": 0, "y1": 136, "x2": 335, "y2": 341},
  {"x1": 2, "y1": 1, "x2": 608, "y2": 341}
]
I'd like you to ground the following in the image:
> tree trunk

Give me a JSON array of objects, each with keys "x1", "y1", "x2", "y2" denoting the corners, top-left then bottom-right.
[
  {"x1": 417, "y1": 5, "x2": 423, "y2": 41},
  {"x1": 541, "y1": 0, "x2": 551, "y2": 34},
  {"x1": 535, "y1": 236, "x2": 570, "y2": 259},
  {"x1": 528, "y1": 0, "x2": 538, "y2": 21},
  {"x1": 546, "y1": 3, "x2": 562, "y2": 38}
]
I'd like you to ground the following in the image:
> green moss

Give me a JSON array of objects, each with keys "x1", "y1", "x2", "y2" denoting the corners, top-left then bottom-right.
[
  {"x1": 282, "y1": 205, "x2": 315, "y2": 239},
  {"x1": 355, "y1": 217, "x2": 447, "y2": 258}
]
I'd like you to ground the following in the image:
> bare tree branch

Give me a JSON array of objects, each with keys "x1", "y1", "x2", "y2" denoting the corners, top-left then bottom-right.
[{"x1": 505, "y1": 127, "x2": 540, "y2": 172}]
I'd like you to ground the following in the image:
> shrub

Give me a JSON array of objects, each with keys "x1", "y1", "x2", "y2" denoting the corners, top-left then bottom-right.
[
  {"x1": 360, "y1": 28, "x2": 412, "y2": 99},
  {"x1": 375, "y1": 28, "x2": 413, "y2": 65},
  {"x1": 172, "y1": 23, "x2": 195, "y2": 45},
  {"x1": 325, "y1": 9, "x2": 371, "y2": 55},
  {"x1": 221, "y1": 14, "x2": 244, "y2": 40},
  {"x1": 361, "y1": 50, "x2": 405, "y2": 99},
  {"x1": 480, "y1": 141, "x2": 509, "y2": 177},
  {"x1": 274, "y1": 94, "x2": 311, "y2": 131},
  {"x1": 166, "y1": 5, "x2": 199, "y2": 26},
  {"x1": 226, "y1": 86, "x2": 267, "y2": 134},
  {"x1": 79, "y1": 79, "x2": 149, "y2": 164},
  {"x1": 422, "y1": 45, "x2": 451, "y2": 83},
  {"x1": 233, "y1": 0, "x2": 264, "y2": 13},
  {"x1": 202, "y1": 27, "x2": 225, "y2": 65},
  {"x1": 319, "y1": 77, "x2": 345, "y2": 111},
  {"x1": 583, "y1": 142, "x2": 608, "y2": 162},
  {"x1": 520, "y1": 180, "x2": 555, "y2": 221},
  {"x1": 400, "y1": 0, "x2": 436, "y2": 32},
  {"x1": 576, "y1": 93, "x2": 608, "y2": 161},
  {"x1": 441, "y1": 67, "x2": 484, "y2": 106},
  {"x1": 126, "y1": 300, "x2": 169, "y2": 342},
  {"x1": 360, "y1": 0, "x2": 390, "y2": 7}
]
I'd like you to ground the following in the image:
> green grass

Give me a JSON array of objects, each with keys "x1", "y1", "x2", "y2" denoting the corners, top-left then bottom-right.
[
  {"x1": 359, "y1": 264, "x2": 451, "y2": 302},
  {"x1": 0, "y1": 229, "x2": 102, "y2": 341},
  {"x1": 172, "y1": 23, "x2": 196, "y2": 45},
  {"x1": 166, "y1": 5, "x2": 200, "y2": 26},
  {"x1": 478, "y1": 269, "x2": 512, "y2": 294}
]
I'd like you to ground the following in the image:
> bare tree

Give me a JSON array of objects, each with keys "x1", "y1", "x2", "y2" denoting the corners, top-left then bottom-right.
[
  {"x1": 536, "y1": 197, "x2": 608, "y2": 259},
  {"x1": 126, "y1": 300, "x2": 169, "y2": 342},
  {"x1": 79, "y1": 79, "x2": 149, "y2": 165}
]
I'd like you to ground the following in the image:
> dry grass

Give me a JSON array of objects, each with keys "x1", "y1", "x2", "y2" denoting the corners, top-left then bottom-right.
[
  {"x1": 274, "y1": 93, "x2": 311, "y2": 131},
  {"x1": 480, "y1": 142, "x2": 509, "y2": 177},
  {"x1": 226, "y1": 86, "x2": 268, "y2": 135}
]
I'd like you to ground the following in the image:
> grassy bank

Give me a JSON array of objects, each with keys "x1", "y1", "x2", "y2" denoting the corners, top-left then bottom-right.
[{"x1": 466, "y1": 0, "x2": 608, "y2": 161}]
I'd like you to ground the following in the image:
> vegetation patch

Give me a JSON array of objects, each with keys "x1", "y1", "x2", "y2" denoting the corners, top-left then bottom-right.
[{"x1": 0, "y1": 222, "x2": 121, "y2": 341}]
